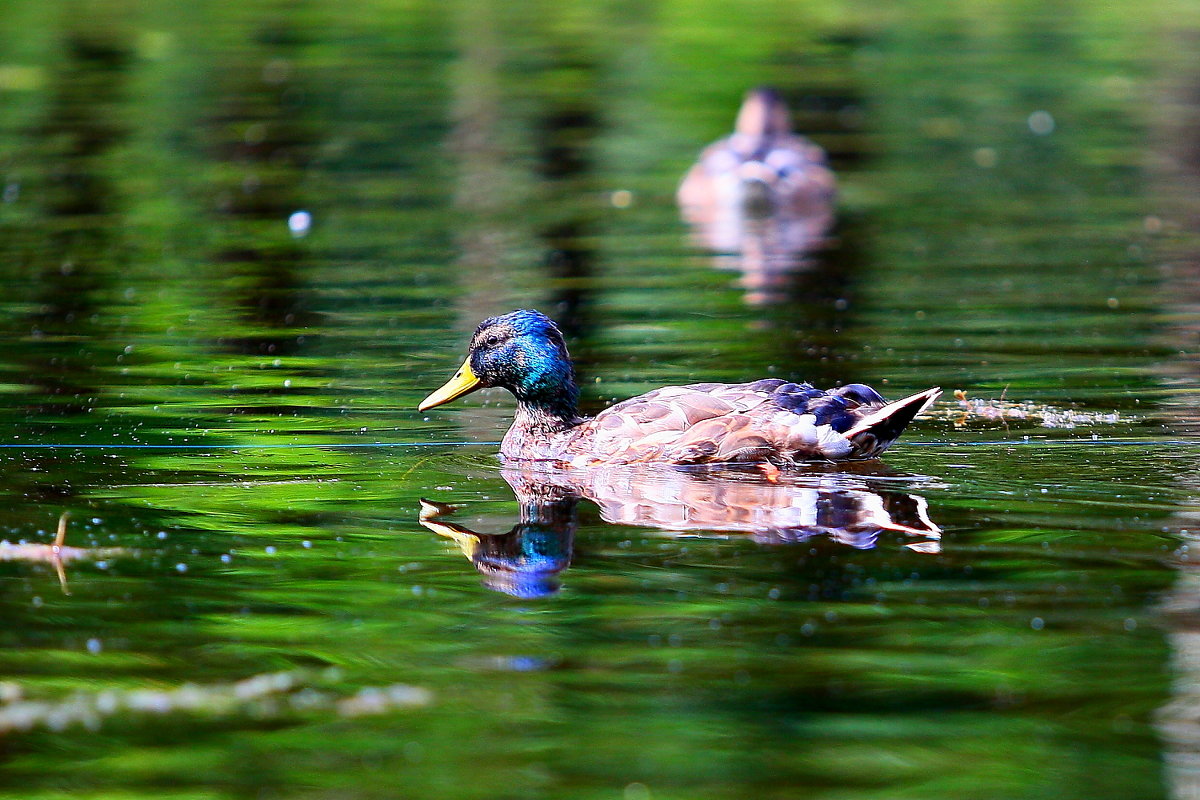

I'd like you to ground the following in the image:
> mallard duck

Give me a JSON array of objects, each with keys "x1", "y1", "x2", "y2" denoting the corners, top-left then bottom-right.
[
  {"x1": 418, "y1": 310, "x2": 941, "y2": 465},
  {"x1": 677, "y1": 86, "x2": 836, "y2": 215}
]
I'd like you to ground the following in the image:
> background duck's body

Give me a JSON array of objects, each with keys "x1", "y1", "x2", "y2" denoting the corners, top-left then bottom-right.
[{"x1": 419, "y1": 310, "x2": 941, "y2": 466}]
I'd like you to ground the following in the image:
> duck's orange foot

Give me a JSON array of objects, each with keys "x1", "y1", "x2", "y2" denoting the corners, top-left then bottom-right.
[{"x1": 758, "y1": 463, "x2": 781, "y2": 483}]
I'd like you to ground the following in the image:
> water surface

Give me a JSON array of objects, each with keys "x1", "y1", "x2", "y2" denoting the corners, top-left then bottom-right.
[{"x1": 1, "y1": 1, "x2": 1199, "y2": 798}]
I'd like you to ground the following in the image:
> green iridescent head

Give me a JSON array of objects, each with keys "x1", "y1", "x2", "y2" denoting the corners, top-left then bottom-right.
[{"x1": 419, "y1": 310, "x2": 579, "y2": 414}]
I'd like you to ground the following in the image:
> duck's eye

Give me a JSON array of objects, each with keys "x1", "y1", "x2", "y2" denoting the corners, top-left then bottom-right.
[{"x1": 483, "y1": 334, "x2": 503, "y2": 348}]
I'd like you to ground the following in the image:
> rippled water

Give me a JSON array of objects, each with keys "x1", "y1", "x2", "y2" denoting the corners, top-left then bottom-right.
[{"x1": 1, "y1": 1, "x2": 1199, "y2": 798}]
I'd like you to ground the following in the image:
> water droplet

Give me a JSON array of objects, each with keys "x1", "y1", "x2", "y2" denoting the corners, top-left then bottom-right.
[
  {"x1": 624, "y1": 782, "x2": 651, "y2": 800},
  {"x1": 288, "y1": 210, "x2": 312, "y2": 237},
  {"x1": 1027, "y1": 110, "x2": 1055, "y2": 135},
  {"x1": 973, "y1": 147, "x2": 998, "y2": 168}
]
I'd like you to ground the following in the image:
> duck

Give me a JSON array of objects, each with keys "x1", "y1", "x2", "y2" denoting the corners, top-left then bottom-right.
[
  {"x1": 677, "y1": 86, "x2": 836, "y2": 215},
  {"x1": 418, "y1": 310, "x2": 941, "y2": 466}
]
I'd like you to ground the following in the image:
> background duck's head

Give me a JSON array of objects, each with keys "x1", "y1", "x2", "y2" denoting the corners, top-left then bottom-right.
[
  {"x1": 734, "y1": 86, "x2": 792, "y2": 140},
  {"x1": 419, "y1": 309, "x2": 579, "y2": 412}
]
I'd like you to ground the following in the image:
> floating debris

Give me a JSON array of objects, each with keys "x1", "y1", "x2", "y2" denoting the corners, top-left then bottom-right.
[
  {"x1": 0, "y1": 669, "x2": 431, "y2": 735},
  {"x1": 933, "y1": 390, "x2": 1124, "y2": 429},
  {"x1": 0, "y1": 513, "x2": 132, "y2": 593}
]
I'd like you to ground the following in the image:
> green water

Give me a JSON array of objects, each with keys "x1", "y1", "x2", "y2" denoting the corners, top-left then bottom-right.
[{"x1": 1, "y1": 0, "x2": 1199, "y2": 797}]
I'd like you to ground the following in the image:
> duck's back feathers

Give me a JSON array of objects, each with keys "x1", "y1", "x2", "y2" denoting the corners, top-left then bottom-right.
[
  {"x1": 536, "y1": 381, "x2": 940, "y2": 466},
  {"x1": 678, "y1": 137, "x2": 835, "y2": 214}
]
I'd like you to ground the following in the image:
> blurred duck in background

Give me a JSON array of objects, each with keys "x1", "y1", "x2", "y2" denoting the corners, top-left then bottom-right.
[
  {"x1": 678, "y1": 86, "x2": 835, "y2": 214},
  {"x1": 677, "y1": 87, "x2": 837, "y2": 305}
]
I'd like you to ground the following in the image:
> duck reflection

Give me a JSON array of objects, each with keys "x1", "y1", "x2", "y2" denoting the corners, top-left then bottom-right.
[
  {"x1": 678, "y1": 87, "x2": 836, "y2": 306},
  {"x1": 420, "y1": 465, "x2": 941, "y2": 596},
  {"x1": 419, "y1": 484, "x2": 578, "y2": 599}
]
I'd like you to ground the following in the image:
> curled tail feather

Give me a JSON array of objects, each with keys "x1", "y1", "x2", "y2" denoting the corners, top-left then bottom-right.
[{"x1": 845, "y1": 388, "x2": 941, "y2": 458}]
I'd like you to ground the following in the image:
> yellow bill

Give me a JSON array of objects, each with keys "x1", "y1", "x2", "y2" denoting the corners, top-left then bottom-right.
[{"x1": 418, "y1": 358, "x2": 482, "y2": 411}]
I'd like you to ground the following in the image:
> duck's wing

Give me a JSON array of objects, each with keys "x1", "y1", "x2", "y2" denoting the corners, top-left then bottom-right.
[
  {"x1": 574, "y1": 385, "x2": 743, "y2": 463},
  {"x1": 566, "y1": 381, "x2": 939, "y2": 465}
]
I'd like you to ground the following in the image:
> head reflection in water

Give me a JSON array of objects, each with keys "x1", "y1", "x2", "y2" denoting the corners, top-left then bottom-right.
[
  {"x1": 418, "y1": 488, "x2": 577, "y2": 599},
  {"x1": 419, "y1": 465, "x2": 941, "y2": 597}
]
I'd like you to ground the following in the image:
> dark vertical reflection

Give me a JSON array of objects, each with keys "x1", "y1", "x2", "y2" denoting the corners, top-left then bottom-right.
[
  {"x1": 21, "y1": 29, "x2": 132, "y2": 416},
  {"x1": 446, "y1": 7, "x2": 604, "y2": 435},
  {"x1": 448, "y1": 0, "x2": 508, "y2": 297},
  {"x1": 1155, "y1": 71, "x2": 1200, "y2": 437},
  {"x1": 203, "y1": 19, "x2": 322, "y2": 363},
  {"x1": 771, "y1": 208, "x2": 870, "y2": 389},
  {"x1": 445, "y1": 0, "x2": 531, "y2": 442},
  {"x1": 1152, "y1": 37, "x2": 1200, "y2": 800},
  {"x1": 0, "y1": 8, "x2": 137, "y2": 704},
  {"x1": 536, "y1": 89, "x2": 600, "y2": 344},
  {"x1": 0, "y1": 16, "x2": 134, "y2": 508}
]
